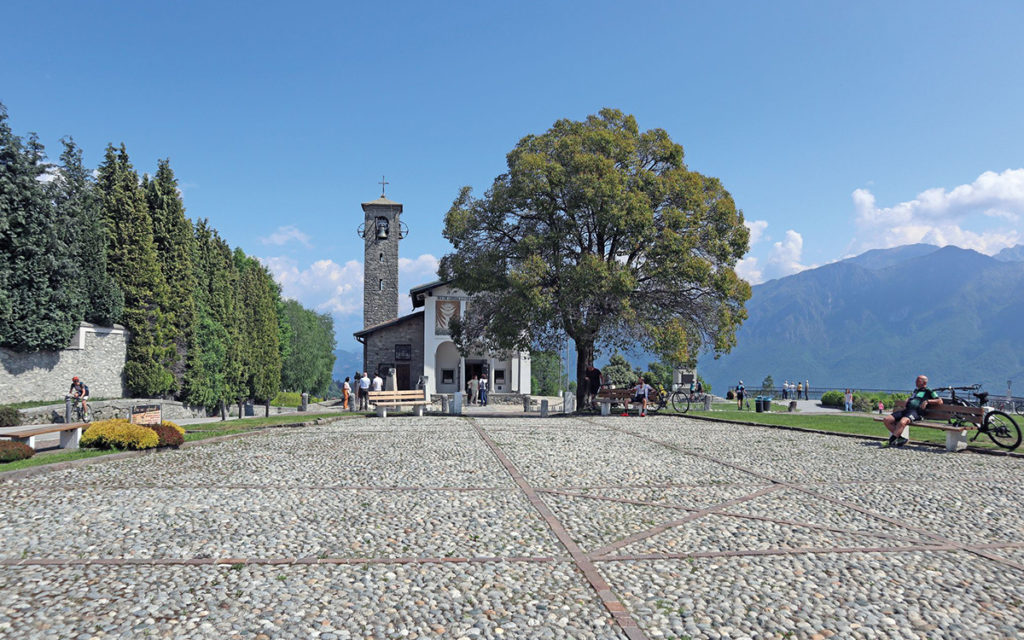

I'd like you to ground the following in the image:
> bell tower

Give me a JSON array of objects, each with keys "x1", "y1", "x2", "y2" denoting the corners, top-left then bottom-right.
[{"x1": 358, "y1": 178, "x2": 406, "y2": 329}]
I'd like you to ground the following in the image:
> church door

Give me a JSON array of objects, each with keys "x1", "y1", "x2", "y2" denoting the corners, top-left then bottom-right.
[{"x1": 396, "y1": 364, "x2": 411, "y2": 390}]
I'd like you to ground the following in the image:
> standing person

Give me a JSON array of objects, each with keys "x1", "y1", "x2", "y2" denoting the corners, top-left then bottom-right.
[
  {"x1": 358, "y1": 372, "x2": 371, "y2": 410},
  {"x1": 469, "y1": 374, "x2": 479, "y2": 405},
  {"x1": 372, "y1": 371, "x2": 384, "y2": 392},
  {"x1": 736, "y1": 381, "x2": 745, "y2": 410},
  {"x1": 805, "y1": 380, "x2": 810, "y2": 400},
  {"x1": 479, "y1": 376, "x2": 488, "y2": 406},
  {"x1": 782, "y1": 381, "x2": 789, "y2": 400},
  {"x1": 631, "y1": 376, "x2": 654, "y2": 417},
  {"x1": 796, "y1": 381, "x2": 802, "y2": 401},
  {"x1": 585, "y1": 364, "x2": 603, "y2": 409},
  {"x1": 882, "y1": 374, "x2": 941, "y2": 447},
  {"x1": 689, "y1": 379, "x2": 696, "y2": 399},
  {"x1": 342, "y1": 377, "x2": 351, "y2": 410},
  {"x1": 844, "y1": 388, "x2": 854, "y2": 412},
  {"x1": 68, "y1": 376, "x2": 90, "y2": 419}
]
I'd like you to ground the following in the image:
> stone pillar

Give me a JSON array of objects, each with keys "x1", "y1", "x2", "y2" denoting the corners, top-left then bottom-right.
[
  {"x1": 451, "y1": 391, "x2": 463, "y2": 415},
  {"x1": 540, "y1": 399, "x2": 549, "y2": 418},
  {"x1": 300, "y1": 393, "x2": 309, "y2": 411}
]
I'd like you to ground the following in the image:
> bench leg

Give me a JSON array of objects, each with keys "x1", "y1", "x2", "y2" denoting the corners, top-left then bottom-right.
[
  {"x1": 59, "y1": 427, "x2": 82, "y2": 450},
  {"x1": 600, "y1": 401, "x2": 611, "y2": 416},
  {"x1": 414, "y1": 404, "x2": 424, "y2": 417},
  {"x1": 946, "y1": 430, "x2": 968, "y2": 452},
  {"x1": 13, "y1": 435, "x2": 36, "y2": 449},
  {"x1": 376, "y1": 406, "x2": 387, "y2": 418}
]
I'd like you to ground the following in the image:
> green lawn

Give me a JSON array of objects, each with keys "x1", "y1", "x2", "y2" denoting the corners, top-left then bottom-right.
[{"x1": 1, "y1": 412, "x2": 358, "y2": 472}]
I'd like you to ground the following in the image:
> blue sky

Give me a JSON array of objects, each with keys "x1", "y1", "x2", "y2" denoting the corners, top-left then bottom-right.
[{"x1": 4, "y1": 1, "x2": 1023, "y2": 356}]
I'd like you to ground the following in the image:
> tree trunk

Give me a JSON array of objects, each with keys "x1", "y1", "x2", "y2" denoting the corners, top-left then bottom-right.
[
  {"x1": 237, "y1": 400, "x2": 243, "y2": 420},
  {"x1": 264, "y1": 401, "x2": 270, "y2": 417},
  {"x1": 575, "y1": 339, "x2": 595, "y2": 414},
  {"x1": 219, "y1": 400, "x2": 226, "y2": 421}
]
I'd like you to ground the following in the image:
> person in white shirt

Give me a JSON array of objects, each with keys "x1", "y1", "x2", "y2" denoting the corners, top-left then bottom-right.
[
  {"x1": 479, "y1": 376, "x2": 488, "y2": 406},
  {"x1": 469, "y1": 375, "x2": 479, "y2": 405},
  {"x1": 372, "y1": 373, "x2": 383, "y2": 392},
  {"x1": 342, "y1": 377, "x2": 351, "y2": 410},
  {"x1": 358, "y1": 372, "x2": 371, "y2": 410},
  {"x1": 631, "y1": 377, "x2": 654, "y2": 417}
]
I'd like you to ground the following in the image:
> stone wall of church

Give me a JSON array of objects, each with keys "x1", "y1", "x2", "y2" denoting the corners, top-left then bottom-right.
[{"x1": 364, "y1": 315, "x2": 425, "y2": 388}]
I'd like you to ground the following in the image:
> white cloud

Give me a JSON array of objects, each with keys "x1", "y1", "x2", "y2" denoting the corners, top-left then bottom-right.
[
  {"x1": 763, "y1": 230, "x2": 810, "y2": 280},
  {"x1": 851, "y1": 169, "x2": 1024, "y2": 255},
  {"x1": 261, "y1": 225, "x2": 313, "y2": 248},
  {"x1": 735, "y1": 256, "x2": 763, "y2": 284},
  {"x1": 744, "y1": 219, "x2": 769, "y2": 246}
]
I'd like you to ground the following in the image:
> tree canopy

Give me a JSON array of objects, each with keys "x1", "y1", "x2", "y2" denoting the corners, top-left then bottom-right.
[{"x1": 440, "y1": 109, "x2": 751, "y2": 403}]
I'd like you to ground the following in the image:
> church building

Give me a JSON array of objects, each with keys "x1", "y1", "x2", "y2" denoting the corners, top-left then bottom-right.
[{"x1": 353, "y1": 191, "x2": 531, "y2": 396}]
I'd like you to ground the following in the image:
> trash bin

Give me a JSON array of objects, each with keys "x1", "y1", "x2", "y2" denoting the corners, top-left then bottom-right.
[
  {"x1": 763, "y1": 397, "x2": 771, "y2": 412},
  {"x1": 755, "y1": 396, "x2": 764, "y2": 412}
]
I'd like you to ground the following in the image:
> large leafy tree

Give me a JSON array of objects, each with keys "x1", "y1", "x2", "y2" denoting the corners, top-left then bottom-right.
[
  {"x1": 279, "y1": 299, "x2": 336, "y2": 397},
  {"x1": 97, "y1": 143, "x2": 175, "y2": 397},
  {"x1": 145, "y1": 159, "x2": 196, "y2": 395},
  {"x1": 0, "y1": 107, "x2": 80, "y2": 351},
  {"x1": 441, "y1": 109, "x2": 751, "y2": 402}
]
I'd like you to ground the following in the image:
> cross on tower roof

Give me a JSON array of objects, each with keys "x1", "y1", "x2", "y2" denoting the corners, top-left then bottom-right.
[{"x1": 379, "y1": 175, "x2": 389, "y2": 197}]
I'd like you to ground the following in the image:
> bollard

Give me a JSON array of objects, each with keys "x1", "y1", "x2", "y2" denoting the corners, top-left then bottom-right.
[
  {"x1": 451, "y1": 392, "x2": 463, "y2": 415},
  {"x1": 540, "y1": 399, "x2": 549, "y2": 418},
  {"x1": 563, "y1": 392, "x2": 575, "y2": 414},
  {"x1": 703, "y1": 395, "x2": 712, "y2": 411},
  {"x1": 441, "y1": 395, "x2": 449, "y2": 413},
  {"x1": 300, "y1": 392, "x2": 309, "y2": 412},
  {"x1": 64, "y1": 396, "x2": 72, "y2": 423},
  {"x1": 523, "y1": 395, "x2": 531, "y2": 412}
]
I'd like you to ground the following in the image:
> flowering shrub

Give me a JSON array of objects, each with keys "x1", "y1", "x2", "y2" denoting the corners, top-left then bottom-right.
[
  {"x1": 82, "y1": 419, "x2": 159, "y2": 450},
  {"x1": 0, "y1": 440, "x2": 34, "y2": 462},
  {"x1": 0, "y1": 405, "x2": 22, "y2": 427},
  {"x1": 148, "y1": 421, "x2": 184, "y2": 447}
]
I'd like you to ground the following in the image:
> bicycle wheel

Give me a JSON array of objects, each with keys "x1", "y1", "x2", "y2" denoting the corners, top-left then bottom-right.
[
  {"x1": 671, "y1": 391, "x2": 690, "y2": 413},
  {"x1": 982, "y1": 411, "x2": 1021, "y2": 450}
]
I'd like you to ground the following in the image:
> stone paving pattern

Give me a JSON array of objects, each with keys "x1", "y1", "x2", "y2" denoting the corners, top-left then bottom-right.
[{"x1": 1, "y1": 414, "x2": 1023, "y2": 639}]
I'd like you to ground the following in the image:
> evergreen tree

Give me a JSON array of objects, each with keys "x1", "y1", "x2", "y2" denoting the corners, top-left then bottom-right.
[
  {"x1": 0, "y1": 106, "x2": 80, "y2": 351},
  {"x1": 49, "y1": 138, "x2": 123, "y2": 326},
  {"x1": 602, "y1": 353, "x2": 635, "y2": 387},
  {"x1": 146, "y1": 159, "x2": 196, "y2": 396},
  {"x1": 234, "y1": 251, "x2": 281, "y2": 404},
  {"x1": 96, "y1": 143, "x2": 175, "y2": 397}
]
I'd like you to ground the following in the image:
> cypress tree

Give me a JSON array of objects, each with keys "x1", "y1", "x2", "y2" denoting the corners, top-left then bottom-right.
[
  {"x1": 234, "y1": 250, "x2": 281, "y2": 404},
  {"x1": 146, "y1": 159, "x2": 196, "y2": 396},
  {"x1": 0, "y1": 106, "x2": 80, "y2": 351},
  {"x1": 96, "y1": 143, "x2": 174, "y2": 397},
  {"x1": 49, "y1": 138, "x2": 124, "y2": 326}
]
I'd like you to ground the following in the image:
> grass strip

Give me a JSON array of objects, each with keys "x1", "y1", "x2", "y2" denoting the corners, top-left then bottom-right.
[{"x1": 0, "y1": 448, "x2": 119, "y2": 471}]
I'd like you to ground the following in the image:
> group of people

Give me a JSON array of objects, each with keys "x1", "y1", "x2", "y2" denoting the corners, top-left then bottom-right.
[
  {"x1": 584, "y1": 364, "x2": 658, "y2": 417},
  {"x1": 341, "y1": 371, "x2": 383, "y2": 411},
  {"x1": 466, "y1": 374, "x2": 488, "y2": 405},
  {"x1": 780, "y1": 380, "x2": 810, "y2": 400}
]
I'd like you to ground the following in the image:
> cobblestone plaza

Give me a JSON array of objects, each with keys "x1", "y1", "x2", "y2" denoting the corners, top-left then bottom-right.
[{"x1": 2, "y1": 415, "x2": 1023, "y2": 639}]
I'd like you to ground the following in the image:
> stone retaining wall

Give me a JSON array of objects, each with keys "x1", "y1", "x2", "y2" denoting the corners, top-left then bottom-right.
[
  {"x1": 1, "y1": 323, "x2": 128, "y2": 404},
  {"x1": 19, "y1": 399, "x2": 210, "y2": 426}
]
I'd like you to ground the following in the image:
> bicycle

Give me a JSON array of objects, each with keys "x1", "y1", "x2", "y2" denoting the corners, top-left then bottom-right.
[
  {"x1": 939, "y1": 385, "x2": 1020, "y2": 449},
  {"x1": 66, "y1": 394, "x2": 90, "y2": 423},
  {"x1": 670, "y1": 389, "x2": 708, "y2": 413}
]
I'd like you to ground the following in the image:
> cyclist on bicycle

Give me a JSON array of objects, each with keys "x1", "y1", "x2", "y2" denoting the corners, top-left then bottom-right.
[
  {"x1": 68, "y1": 376, "x2": 89, "y2": 417},
  {"x1": 883, "y1": 374, "x2": 941, "y2": 447}
]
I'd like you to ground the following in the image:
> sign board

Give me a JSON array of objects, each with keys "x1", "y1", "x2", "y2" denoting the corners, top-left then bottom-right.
[{"x1": 130, "y1": 404, "x2": 162, "y2": 426}]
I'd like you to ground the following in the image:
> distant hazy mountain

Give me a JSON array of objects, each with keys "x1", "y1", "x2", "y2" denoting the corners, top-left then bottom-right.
[
  {"x1": 994, "y1": 244, "x2": 1024, "y2": 262},
  {"x1": 700, "y1": 245, "x2": 1024, "y2": 394},
  {"x1": 332, "y1": 348, "x2": 363, "y2": 381}
]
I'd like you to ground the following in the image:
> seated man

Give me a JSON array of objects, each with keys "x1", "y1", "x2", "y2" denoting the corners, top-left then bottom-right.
[
  {"x1": 631, "y1": 377, "x2": 653, "y2": 417},
  {"x1": 883, "y1": 374, "x2": 942, "y2": 447}
]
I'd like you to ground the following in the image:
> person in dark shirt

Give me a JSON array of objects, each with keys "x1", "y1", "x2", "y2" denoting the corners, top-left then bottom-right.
[
  {"x1": 68, "y1": 376, "x2": 90, "y2": 416},
  {"x1": 585, "y1": 364, "x2": 603, "y2": 409},
  {"x1": 883, "y1": 375, "x2": 942, "y2": 447}
]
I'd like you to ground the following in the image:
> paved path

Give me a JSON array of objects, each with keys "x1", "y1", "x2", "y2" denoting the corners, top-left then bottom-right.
[{"x1": 2, "y1": 415, "x2": 1023, "y2": 639}]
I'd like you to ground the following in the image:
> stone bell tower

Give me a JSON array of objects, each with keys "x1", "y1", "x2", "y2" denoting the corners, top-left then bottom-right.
[{"x1": 359, "y1": 178, "x2": 406, "y2": 329}]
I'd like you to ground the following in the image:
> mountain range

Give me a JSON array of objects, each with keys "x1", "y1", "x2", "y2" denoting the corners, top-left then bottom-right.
[{"x1": 699, "y1": 244, "x2": 1024, "y2": 395}]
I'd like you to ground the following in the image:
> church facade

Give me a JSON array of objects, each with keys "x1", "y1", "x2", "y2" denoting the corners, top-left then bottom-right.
[{"x1": 353, "y1": 193, "x2": 531, "y2": 396}]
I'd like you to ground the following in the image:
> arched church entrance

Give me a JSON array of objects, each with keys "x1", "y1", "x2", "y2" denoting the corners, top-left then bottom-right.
[{"x1": 434, "y1": 341, "x2": 461, "y2": 394}]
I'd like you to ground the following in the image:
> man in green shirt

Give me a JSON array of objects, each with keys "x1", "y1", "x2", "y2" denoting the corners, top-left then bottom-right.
[{"x1": 883, "y1": 375, "x2": 942, "y2": 447}]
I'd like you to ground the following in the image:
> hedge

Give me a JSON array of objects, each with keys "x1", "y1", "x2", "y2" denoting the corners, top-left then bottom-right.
[
  {"x1": 0, "y1": 405, "x2": 22, "y2": 427},
  {"x1": 82, "y1": 419, "x2": 159, "y2": 450},
  {"x1": 0, "y1": 440, "x2": 35, "y2": 463}
]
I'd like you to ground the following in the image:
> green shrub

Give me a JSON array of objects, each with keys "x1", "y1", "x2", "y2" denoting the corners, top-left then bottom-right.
[
  {"x1": 0, "y1": 405, "x2": 22, "y2": 427},
  {"x1": 820, "y1": 390, "x2": 844, "y2": 407},
  {"x1": 271, "y1": 391, "x2": 322, "y2": 407},
  {"x1": 148, "y1": 422, "x2": 184, "y2": 447},
  {"x1": 82, "y1": 419, "x2": 159, "y2": 450},
  {"x1": 0, "y1": 440, "x2": 34, "y2": 463}
]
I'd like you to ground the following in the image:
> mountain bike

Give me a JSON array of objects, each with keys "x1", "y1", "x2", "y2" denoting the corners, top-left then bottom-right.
[
  {"x1": 939, "y1": 385, "x2": 1020, "y2": 449},
  {"x1": 66, "y1": 394, "x2": 90, "y2": 423},
  {"x1": 671, "y1": 389, "x2": 708, "y2": 413}
]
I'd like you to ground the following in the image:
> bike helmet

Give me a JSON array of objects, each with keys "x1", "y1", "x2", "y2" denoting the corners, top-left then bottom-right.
[{"x1": 72, "y1": 376, "x2": 79, "y2": 382}]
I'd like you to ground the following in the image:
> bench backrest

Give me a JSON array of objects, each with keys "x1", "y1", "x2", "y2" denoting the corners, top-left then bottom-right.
[
  {"x1": 894, "y1": 400, "x2": 984, "y2": 425},
  {"x1": 597, "y1": 387, "x2": 662, "y2": 402},
  {"x1": 368, "y1": 390, "x2": 427, "y2": 402}
]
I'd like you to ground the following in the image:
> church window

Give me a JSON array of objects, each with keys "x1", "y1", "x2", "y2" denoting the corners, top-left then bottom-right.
[
  {"x1": 395, "y1": 344, "x2": 412, "y2": 361},
  {"x1": 495, "y1": 369, "x2": 505, "y2": 383},
  {"x1": 379, "y1": 253, "x2": 384, "y2": 263},
  {"x1": 379, "y1": 279, "x2": 383, "y2": 291},
  {"x1": 441, "y1": 369, "x2": 455, "y2": 384}
]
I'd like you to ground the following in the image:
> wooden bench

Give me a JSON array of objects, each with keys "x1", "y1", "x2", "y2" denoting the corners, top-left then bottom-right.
[
  {"x1": 367, "y1": 390, "x2": 429, "y2": 418},
  {"x1": 596, "y1": 388, "x2": 662, "y2": 416},
  {"x1": 873, "y1": 400, "x2": 983, "y2": 451},
  {"x1": 0, "y1": 423, "x2": 86, "y2": 450}
]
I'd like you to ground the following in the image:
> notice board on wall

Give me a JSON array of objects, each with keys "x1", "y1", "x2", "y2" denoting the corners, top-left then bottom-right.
[{"x1": 130, "y1": 404, "x2": 162, "y2": 425}]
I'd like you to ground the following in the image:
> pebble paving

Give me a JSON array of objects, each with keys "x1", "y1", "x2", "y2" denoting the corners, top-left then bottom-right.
[{"x1": 1, "y1": 414, "x2": 1023, "y2": 639}]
